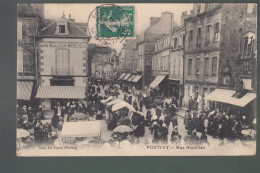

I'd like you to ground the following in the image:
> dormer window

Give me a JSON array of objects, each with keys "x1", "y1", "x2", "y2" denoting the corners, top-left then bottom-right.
[
  {"x1": 59, "y1": 25, "x2": 65, "y2": 33},
  {"x1": 55, "y1": 20, "x2": 69, "y2": 35}
]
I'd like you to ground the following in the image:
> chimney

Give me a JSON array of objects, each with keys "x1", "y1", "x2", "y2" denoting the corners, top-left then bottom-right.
[
  {"x1": 180, "y1": 11, "x2": 188, "y2": 27},
  {"x1": 68, "y1": 14, "x2": 75, "y2": 22},
  {"x1": 150, "y1": 17, "x2": 161, "y2": 26}
]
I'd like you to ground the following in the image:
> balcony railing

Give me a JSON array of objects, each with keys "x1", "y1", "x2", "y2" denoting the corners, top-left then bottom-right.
[{"x1": 51, "y1": 67, "x2": 73, "y2": 76}]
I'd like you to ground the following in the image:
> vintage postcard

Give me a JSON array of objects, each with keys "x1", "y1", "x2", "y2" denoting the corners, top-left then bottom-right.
[{"x1": 17, "y1": 3, "x2": 257, "y2": 156}]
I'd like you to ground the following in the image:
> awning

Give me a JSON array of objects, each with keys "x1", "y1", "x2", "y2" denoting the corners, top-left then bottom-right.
[
  {"x1": 61, "y1": 121, "x2": 101, "y2": 137},
  {"x1": 205, "y1": 89, "x2": 256, "y2": 107},
  {"x1": 123, "y1": 73, "x2": 131, "y2": 80},
  {"x1": 132, "y1": 75, "x2": 142, "y2": 83},
  {"x1": 17, "y1": 81, "x2": 34, "y2": 100},
  {"x1": 128, "y1": 75, "x2": 136, "y2": 81},
  {"x1": 168, "y1": 78, "x2": 180, "y2": 85},
  {"x1": 118, "y1": 73, "x2": 126, "y2": 80},
  {"x1": 149, "y1": 75, "x2": 166, "y2": 89},
  {"x1": 36, "y1": 86, "x2": 85, "y2": 99}
]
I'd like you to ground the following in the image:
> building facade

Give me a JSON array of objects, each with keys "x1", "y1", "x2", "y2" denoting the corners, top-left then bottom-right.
[
  {"x1": 184, "y1": 3, "x2": 257, "y2": 110},
  {"x1": 137, "y1": 12, "x2": 177, "y2": 90},
  {"x1": 17, "y1": 4, "x2": 44, "y2": 104},
  {"x1": 36, "y1": 15, "x2": 90, "y2": 110},
  {"x1": 168, "y1": 27, "x2": 185, "y2": 106}
]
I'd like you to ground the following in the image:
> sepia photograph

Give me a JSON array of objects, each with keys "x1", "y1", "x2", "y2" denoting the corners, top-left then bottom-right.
[{"x1": 16, "y1": 3, "x2": 257, "y2": 156}]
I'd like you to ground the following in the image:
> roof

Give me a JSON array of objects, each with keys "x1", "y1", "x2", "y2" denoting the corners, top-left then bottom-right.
[
  {"x1": 17, "y1": 4, "x2": 38, "y2": 18},
  {"x1": 37, "y1": 18, "x2": 90, "y2": 38}
]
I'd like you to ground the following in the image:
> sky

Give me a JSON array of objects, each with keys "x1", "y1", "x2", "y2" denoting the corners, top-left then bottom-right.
[{"x1": 44, "y1": 3, "x2": 194, "y2": 52}]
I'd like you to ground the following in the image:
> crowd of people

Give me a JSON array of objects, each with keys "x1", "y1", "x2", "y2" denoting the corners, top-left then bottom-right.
[
  {"x1": 184, "y1": 108, "x2": 256, "y2": 144},
  {"x1": 17, "y1": 76, "x2": 256, "y2": 149}
]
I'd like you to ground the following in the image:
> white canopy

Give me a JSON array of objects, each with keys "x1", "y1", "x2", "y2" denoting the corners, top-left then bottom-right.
[
  {"x1": 101, "y1": 96, "x2": 114, "y2": 104},
  {"x1": 112, "y1": 101, "x2": 136, "y2": 112},
  {"x1": 205, "y1": 89, "x2": 256, "y2": 107},
  {"x1": 61, "y1": 121, "x2": 101, "y2": 137},
  {"x1": 107, "y1": 99, "x2": 123, "y2": 106}
]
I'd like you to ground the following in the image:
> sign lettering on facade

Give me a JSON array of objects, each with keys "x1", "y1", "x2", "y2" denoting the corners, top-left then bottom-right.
[{"x1": 39, "y1": 42, "x2": 88, "y2": 48}]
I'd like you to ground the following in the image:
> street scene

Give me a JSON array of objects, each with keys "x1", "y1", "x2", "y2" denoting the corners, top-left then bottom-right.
[{"x1": 17, "y1": 3, "x2": 257, "y2": 156}]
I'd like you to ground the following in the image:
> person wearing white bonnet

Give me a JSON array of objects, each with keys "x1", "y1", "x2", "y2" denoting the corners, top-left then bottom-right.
[{"x1": 160, "y1": 123, "x2": 169, "y2": 144}]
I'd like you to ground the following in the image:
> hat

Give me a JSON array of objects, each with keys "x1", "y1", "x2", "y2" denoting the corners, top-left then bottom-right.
[
  {"x1": 162, "y1": 123, "x2": 166, "y2": 127},
  {"x1": 153, "y1": 121, "x2": 158, "y2": 125}
]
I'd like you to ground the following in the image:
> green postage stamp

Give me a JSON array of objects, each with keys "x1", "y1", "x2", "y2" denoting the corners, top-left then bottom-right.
[{"x1": 96, "y1": 5, "x2": 135, "y2": 38}]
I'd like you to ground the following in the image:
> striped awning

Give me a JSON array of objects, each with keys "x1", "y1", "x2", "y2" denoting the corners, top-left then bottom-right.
[
  {"x1": 17, "y1": 81, "x2": 34, "y2": 100},
  {"x1": 123, "y1": 73, "x2": 131, "y2": 80},
  {"x1": 128, "y1": 75, "x2": 136, "y2": 81},
  {"x1": 150, "y1": 75, "x2": 166, "y2": 89},
  {"x1": 132, "y1": 75, "x2": 142, "y2": 83},
  {"x1": 118, "y1": 73, "x2": 126, "y2": 80},
  {"x1": 36, "y1": 86, "x2": 85, "y2": 99}
]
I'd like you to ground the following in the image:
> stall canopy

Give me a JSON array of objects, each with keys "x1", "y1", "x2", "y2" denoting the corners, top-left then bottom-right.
[
  {"x1": 61, "y1": 121, "x2": 101, "y2": 137},
  {"x1": 205, "y1": 89, "x2": 256, "y2": 107},
  {"x1": 132, "y1": 75, "x2": 142, "y2": 83},
  {"x1": 123, "y1": 73, "x2": 131, "y2": 81},
  {"x1": 36, "y1": 86, "x2": 85, "y2": 99},
  {"x1": 128, "y1": 74, "x2": 136, "y2": 82},
  {"x1": 17, "y1": 81, "x2": 34, "y2": 100},
  {"x1": 118, "y1": 73, "x2": 126, "y2": 80},
  {"x1": 149, "y1": 75, "x2": 166, "y2": 89}
]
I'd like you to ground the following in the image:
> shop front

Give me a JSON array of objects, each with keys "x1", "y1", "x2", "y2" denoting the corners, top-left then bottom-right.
[
  {"x1": 167, "y1": 78, "x2": 182, "y2": 107},
  {"x1": 132, "y1": 75, "x2": 142, "y2": 90},
  {"x1": 205, "y1": 88, "x2": 256, "y2": 122},
  {"x1": 36, "y1": 86, "x2": 86, "y2": 110},
  {"x1": 149, "y1": 75, "x2": 168, "y2": 97}
]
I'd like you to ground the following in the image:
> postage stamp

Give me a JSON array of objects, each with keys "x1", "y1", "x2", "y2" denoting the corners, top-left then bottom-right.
[{"x1": 96, "y1": 5, "x2": 135, "y2": 38}]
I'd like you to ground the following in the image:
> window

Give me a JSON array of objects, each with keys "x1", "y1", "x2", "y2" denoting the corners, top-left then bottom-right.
[
  {"x1": 188, "y1": 59, "x2": 192, "y2": 75},
  {"x1": 174, "y1": 38, "x2": 178, "y2": 49},
  {"x1": 59, "y1": 25, "x2": 65, "y2": 33},
  {"x1": 189, "y1": 30, "x2": 193, "y2": 47},
  {"x1": 17, "y1": 47, "x2": 23, "y2": 73},
  {"x1": 214, "y1": 22, "x2": 220, "y2": 41},
  {"x1": 242, "y1": 32, "x2": 255, "y2": 58},
  {"x1": 17, "y1": 21, "x2": 22, "y2": 40},
  {"x1": 197, "y1": 4, "x2": 201, "y2": 14},
  {"x1": 195, "y1": 58, "x2": 200, "y2": 75},
  {"x1": 206, "y1": 25, "x2": 211, "y2": 46},
  {"x1": 197, "y1": 28, "x2": 202, "y2": 48},
  {"x1": 204, "y1": 58, "x2": 209, "y2": 75},
  {"x1": 182, "y1": 35, "x2": 185, "y2": 47},
  {"x1": 205, "y1": 4, "x2": 209, "y2": 11},
  {"x1": 212, "y1": 57, "x2": 217, "y2": 76},
  {"x1": 56, "y1": 49, "x2": 69, "y2": 75}
]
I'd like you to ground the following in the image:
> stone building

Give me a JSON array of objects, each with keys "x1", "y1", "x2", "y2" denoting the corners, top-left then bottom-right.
[
  {"x1": 118, "y1": 38, "x2": 139, "y2": 84},
  {"x1": 167, "y1": 26, "x2": 185, "y2": 106},
  {"x1": 184, "y1": 3, "x2": 257, "y2": 110},
  {"x1": 35, "y1": 15, "x2": 91, "y2": 110},
  {"x1": 137, "y1": 12, "x2": 177, "y2": 90},
  {"x1": 91, "y1": 52, "x2": 116, "y2": 79},
  {"x1": 17, "y1": 4, "x2": 44, "y2": 104}
]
